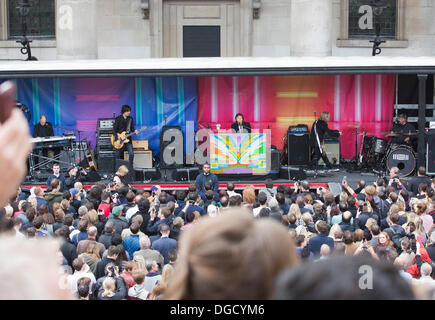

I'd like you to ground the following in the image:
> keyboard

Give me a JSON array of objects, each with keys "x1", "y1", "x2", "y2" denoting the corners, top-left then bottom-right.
[{"x1": 30, "y1": 136, "x2": 76, "y2": 144}]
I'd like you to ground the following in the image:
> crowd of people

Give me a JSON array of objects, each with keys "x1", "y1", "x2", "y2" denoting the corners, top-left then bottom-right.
[
  {"x1": 0, "y1": 82, "x2": 435, "y2": 300},
  {"x1": 0, "y1": 160, "x2": 435, "y2": 300}
]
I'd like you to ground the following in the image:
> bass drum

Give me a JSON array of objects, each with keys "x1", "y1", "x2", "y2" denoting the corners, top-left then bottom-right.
[{"x1": 386, "y1": 146, "x2": 416, "y2": 177}]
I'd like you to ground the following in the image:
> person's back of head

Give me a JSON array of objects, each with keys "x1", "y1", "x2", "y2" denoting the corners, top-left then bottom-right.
[
  {"x1": 33, "y1": 216, "x2": 44, "y2": 230},
  {"x1": 389, "y1": 192, "x2": 398, "y2": 203},
  {"x1": 72, "y1": 257, "x2": 84, "y2": 272},
  {"x1": 164, "y1": 209, "x2": 298, "y2": 300},
  {"x1": 204, "y1": 181, "x2": 213, "y2": 191},
  {"x1": 159, "y1": 224, "x2": 170, "y2": 236},
  {"x1": 339, "y1": 201, "x2": 348, "y2": 213},
  {"x1": 371, "y1": 224, "x2": 380, "y2": 236},
  {"x1": 188, "y1": 192, "x2": 199, "y2": 203},
  {"x1": 343, "y1": 231, "x2": 353, "y2": 245},
  {"x1": 358, "y1": 179, "x2": 366, "y2": 189},
  {"x1": 265, "y1": 179, "x2": 274, "y2": 189},
  {"x1": 107, "y1": 245, "x2": 120, "y2": 258},
  {"x1": 390, "y1": 212, "x2": 400, "y2": 225},
  {"x1": 258, "y1": 207, "x2": 270, "y2": 218},
  {"x1": 421, "y1": 262, "x2": 432, "y2": 277},
  {"x1": 295, "y1": 235, "x2": 305, "y2": 248},
  {"x1": 188, "y1": 183, "x2": 197, "y2": 193},
  {"x1": 219, "y1": 196, "x2": 229, "y2": 208},
  {"x1": 205, "y1": 190, "x2": 214, "y2": 201},
  {"x1": 185, "y1": 212, "x2": 195, "y2": 223},
  {"x1": 269, "y1": 197, "x2": 279, "y2": 211},
  {"x1": 275, "y1": 255, "x2": 414, "y2": 299},
  {"x1": 301, "y1": 181, "x2": 310, "y2": 191},
  {"x1": 229, "y1": 196, "x2": 241, "y2": 207},
  {"x1": 316, "y1": 220, "x2": 328, "y2": 234},
  {"x1": 139, "y1": 235, "x2": 151, "y2": 250},
  {"x1": 258, "y1": 192, "x2": 268, "y2": 206},
  {"x1": 87, "y1": 226, "x2": 97, "y2": 239},
  {"x1": 102, "y1": 277, "x2": 116, "y2": 298},
  {"x1": 129, "y1": 222, "x2": 140, "y2": 235},
  {"x1": 342, "y1": 211, "x2": 352, "y2": 223},
  {"x1": 288, "y1": 213, "x2": 297, "y2": 225},
  {"x1": 55, "y1": 225, "x2": 70, "y2": 240},
  {"x1": 320, "y1": 244, "x2": 331, "y2": 258},
  {"x1": 301, "y1": 212, "x2": 312, "y2": 225},
  {"x1": 418, "y1": 166, "x2": 426, "y2": 177},
  {"x1": 276, "y1": 193, "x2": 285, "y2": 205},
  {"x1": 132, "y1": 268, "x2": 146, "y2": 285},
  {"x1": 296, "y1": 196, "x2": 304, "y2": 207},
  {"x1": 126, "y1": 191, "x2": 136, "y2": 203},
  {"x1": 77, "y1": 281, "x2": 90, "y2": 299},
  {"x1": 227, "y1": 182, "x2": 235, "y2": 192},
  {"x1": 168, "y1": 249, "x2": 178, "y2": 264}
]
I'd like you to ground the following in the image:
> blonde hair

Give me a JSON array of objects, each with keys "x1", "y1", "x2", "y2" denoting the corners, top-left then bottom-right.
[
  {"x1": 133, "y1": 255, "x2": 147, "y2": 273},
  {"x1": 289, "y1": 204, "x2": 301, "y2": 220},
  {"x1": 328, "y1": 224, "x2": 343, "y2": 239},
  {"x1": 102, "y1": 277, "x2": 116, "y2": 298},
  {"x1": 242, "y1": 186, "x2": 255, "y2": 205},
  {"x1": 161, "y1": 264, "x2": 174, "y2": 287},
  {"x1": 165, "y1": 209, "x2": 298, "y2": 300},
  {"x1": 319, "y1": 112, "x2": 330, "y2": 122},
  {"x1": 87, "y1": 210, "x2": 98, "y2": 225},
  {"x1": 365, "y1": 218, "x2": 378, "y2": 231},
  {"x1": 413, "y1": 216, "x2": 425, "y2": 236},
  {"x1": 116, "y1": 165, "x2": 129, "y2": 176}
]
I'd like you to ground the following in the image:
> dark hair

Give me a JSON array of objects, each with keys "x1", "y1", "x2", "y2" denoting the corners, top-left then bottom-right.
[
  {"x1": 265, "y1": 179, "x2": 274, "y2": 189},
  {"x1": 108, "y1": 245, "x2": 120, "y2": 257},
  {"x1": 121, "y1": 105, "x2": 131, "y2": 114},
  {"x1": 390, "y1": 212, "x2": 400, "y2": 224},
  {"x1": 186, "y1": 212, "x2": 195, "y2": 223},
  {"x1": 316, "y1": 221, "x2": 328, "y2": 234},
  {"x1": 418, "y1": 166, "x2": 426, "y2": 176},
  {"x1": 101, "y1": 191, "x2": 111, "y2": 202},
  {"x1": 62, "y1": 190, "x2": 72, "y2": 200},
  {"x1": 159, "y1": 223, "x2": 170, "y2": 234},
  {"x1": 204, "y1": 181, "x2": 213, "y2": 191},
  {"x1": 188, "y1": 183, "x2": 197, "y2": 193},
  {"x1": 63, "y1": 214, "x2": 74, "y2": 227},
  {"x1": 33, "y1": 216, "x2": 44, "y2": 229},
  {"x1": 274, "y1": 255, "x2": 415, "y2": 300},
  {"x1": 50, "y1": 178, "x2": 60, "y2": 190},
  {"x1": 168, "y1": 248, "x2": 178, "y2": 263},
  {"x1": 137, "y1": 198, "x2": 150, "y2": 212},
  {"x1": 26, "y1": 207, "x2": 36, "y2": 222},
  {"x1": 371, "y1": 224, "x2": 380, "y2": 236},
  {"x1": 229, "y1": 196, "x2": 242, "y2": 207},
  {"x1": 77, "y1": 219, "x2": 88, "y2": 232},
  {"x1": 55, "y1": 225, "x2": 70, "y2": 239},
  {"x1": 188, "y1": 192, "x2": 199, "y2": 202},
  {"x1": 111, "y1": 233, "x2": 123, "y2": 246},
  {"x1": 176, "y1": 190, "x2": 188, "y2": 201},
  {"x1": 205, "y1": 190, "x2": 214, "y2": 201},
  {"x1": 129, "y1": 222, "x2": 140, "y2": 234},
  {"x1": 295, "y1": 235, "x2": 306, "y2": 247},
  {"x1": 126, "y1": 191, "x2": 136, "y2": 203},
  {"x1": 258, "y1": 192, "x2": 268, "y2": 206},
  {"x1": 276, "y1": 193, "x2": 285, "y2": 205},
  {"x1": 77, "y1": 283, "x2": 90, "y2": 298},
  {"x1": 343, "y1": 231, "x2": 354, "y2": 244},
  {"x1": 259, "y1": 208, "x2": 271, "y2": 218},
  {"x1": 219, "y1": 196, "x2": 229, "y2": 208},
  {"x1": 227, "y1": 182, "x2": 235, "y2": 191},
  {"x1": 235, "y1": 113, "x2": 244, "y2": 120},
  {"x1": 339, "y1": 201, "x2": 348, "y2": 213}
]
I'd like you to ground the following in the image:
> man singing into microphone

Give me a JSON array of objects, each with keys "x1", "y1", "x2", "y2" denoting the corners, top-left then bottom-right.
[{"x1": 231, "y1": 113, "x2": 251, "y2": 133}]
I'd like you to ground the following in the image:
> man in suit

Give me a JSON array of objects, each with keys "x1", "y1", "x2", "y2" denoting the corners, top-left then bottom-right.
[
  {"x1": 231, "y1": 113, "x2": 251, "y2": 133},
  {"x1": 151, "y1": 224, "x2": 177, "y2": 265}
]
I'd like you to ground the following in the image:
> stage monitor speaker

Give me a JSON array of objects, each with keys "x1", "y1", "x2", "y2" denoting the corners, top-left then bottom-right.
[
  {"x1": 97, "y1": 157, "x2": 115, "y2": 173},
  {"x1": 135, "y1": 168, "x2": 161, "y2": 182},
  {"x1": 172, "y1": 167, "x2": 200, "y2": 182},
  {"x1": 160, "y1": 126, "x2": 184, "y2": 168},
  {"x1": 287, "y1": 133, "x2": 310, "y2": 166},
  {"x1": 86, "y1": 171, "x2": 101, "y2": 182},
  {"x1": 270, "y1": 149, "x2": 281, "y2": 173},
  {"x1": 427, "y1": 129, "x2": 435, "y2": 174},
  {"x1": 115, "y1": 159, "x2": 135, "y2": 183},
  {"x1": 124, "y1": 151, "x2": 153, "y2": 169},
  {"x1": 279, "y1": 166, "x2": 307, "y2": 181},
  {"x1": 319, "y1": 140, "x2": 341, "y2": 165}
]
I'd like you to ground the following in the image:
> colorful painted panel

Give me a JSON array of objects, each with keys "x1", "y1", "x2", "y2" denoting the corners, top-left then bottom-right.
[{"x1": 210, "y1": 133, "x2": 269, "y2": 174}]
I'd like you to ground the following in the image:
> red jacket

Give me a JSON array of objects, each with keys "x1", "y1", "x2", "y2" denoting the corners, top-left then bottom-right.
[{"x1": 407, "y1": 244, "x2": 432, "y2": 278}]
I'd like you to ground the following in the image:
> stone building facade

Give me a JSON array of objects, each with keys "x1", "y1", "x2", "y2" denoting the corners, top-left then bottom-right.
[{"x1": 0, "y1": 0, "x2": 434, "y2": 60}]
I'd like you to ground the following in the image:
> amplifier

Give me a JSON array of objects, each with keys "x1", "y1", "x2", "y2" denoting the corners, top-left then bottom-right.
[
  {"x1": 124, "y1": 151, "x2": 153, "y2": 169},
  {"x1": 132, "y1": 140, "x2": 149, "y2": 150},
  {"x1": 319, "y1": 140, "x2": 341, "y2": 165}
]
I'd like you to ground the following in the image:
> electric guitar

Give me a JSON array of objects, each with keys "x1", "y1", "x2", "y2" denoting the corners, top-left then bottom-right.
[
  {"x1": 84, "y1": 137, "x2": 98, "y2": 171},
  {"x1": 111, "y1": 126, "x2": 147, "y2": 149}
]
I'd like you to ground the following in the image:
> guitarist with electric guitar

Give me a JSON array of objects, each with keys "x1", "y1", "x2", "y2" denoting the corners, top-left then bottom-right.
[
  {"x1": 309, "y1": 111, "x2": 341, "y2": 170},
  {"x1": 112, "y1": 105, "x2": 146, "y2": 167}
]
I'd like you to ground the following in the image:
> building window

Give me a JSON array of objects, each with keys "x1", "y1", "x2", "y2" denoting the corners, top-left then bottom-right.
[
  {"x1": 8, "y1": 0, "x2": 55, "y2": 39},
  {"x1": 348, "y1": 0, "x2": 397, "y2": 39}
]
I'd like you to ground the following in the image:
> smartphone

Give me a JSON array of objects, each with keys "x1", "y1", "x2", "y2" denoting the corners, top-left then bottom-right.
[{"x1": 0, "y1": 81, "x2": 15, "y2": 124}]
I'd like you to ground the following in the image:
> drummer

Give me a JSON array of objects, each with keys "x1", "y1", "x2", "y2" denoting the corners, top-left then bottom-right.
[{"x1": 390, "y1": 113, "x2": 416, "y2": 147}]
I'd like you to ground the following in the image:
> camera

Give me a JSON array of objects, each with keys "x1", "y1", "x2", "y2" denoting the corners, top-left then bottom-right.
[{"x1": 188, "y1": 200, "x2": 194, "y2": 205}]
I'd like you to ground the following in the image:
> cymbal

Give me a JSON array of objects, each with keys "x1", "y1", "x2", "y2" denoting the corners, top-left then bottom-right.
[
  {"x1": 346, "y1": 124, "x2": 363, "y2": 128},
  {"x1": 383, "y1": 131, "x2": 418, "y2": 137}
]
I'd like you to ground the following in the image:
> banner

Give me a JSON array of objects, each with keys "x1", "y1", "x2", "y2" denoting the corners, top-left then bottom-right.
[
  {"x1": 11, "y1": 77, "x2": 198, "y2": 158},
  {"x1": 198, "y1": 75, "x2": 395, "y2": 159}
]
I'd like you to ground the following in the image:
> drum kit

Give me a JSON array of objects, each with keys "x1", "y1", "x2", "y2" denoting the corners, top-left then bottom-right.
[{"x1": 348, "y1": 124, "x2": 417, "y2": 177}]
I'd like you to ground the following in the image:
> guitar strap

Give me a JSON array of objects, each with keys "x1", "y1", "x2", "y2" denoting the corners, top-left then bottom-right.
[
  {"x1": 313, "y1": 120, "x2": 322, "y2": 154},
  {"x1": 126, "y1": 117, "x2": 132, "y2": 134}
]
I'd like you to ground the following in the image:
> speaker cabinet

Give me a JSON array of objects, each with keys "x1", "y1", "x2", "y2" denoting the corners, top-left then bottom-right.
[
  {"x1": 427, "y1": 129, "x2": 435, "y2": 174},
  {"x1": 97, "y1": 157, "x2": 115, "y2": 173},
  {"x1": 115, "y1": 159, "x2": 135, "y2": 183},
  {"x1": 319, "y1": 140, "x2": 341, "y2": 165},
  {"x1": 270, "y1": 149, "x2": 281, "y2": 173},
  {"x1": 287, "y1": 133, "x2": 310, "y2": 166},
  {"x1": 124, "y1": 151, "x2": 153, "y2": 169}
]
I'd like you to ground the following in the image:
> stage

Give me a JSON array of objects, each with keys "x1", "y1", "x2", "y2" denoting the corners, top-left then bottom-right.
[{"x1": 21, "y1": 169, "x2": 386, "y2": 191}]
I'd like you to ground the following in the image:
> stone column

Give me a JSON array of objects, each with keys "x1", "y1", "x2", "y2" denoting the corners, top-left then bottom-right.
[
  {"x1": 290, "y1": 0, "x2": 332, "y2": 56},
  {"x1": 56, "y1": 0, "x2": 97, "y2": 59}
]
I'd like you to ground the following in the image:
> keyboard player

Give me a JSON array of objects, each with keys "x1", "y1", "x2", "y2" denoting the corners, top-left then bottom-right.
[{"x1": 32, "y1": 115, "x2": 57, "y2": 167}]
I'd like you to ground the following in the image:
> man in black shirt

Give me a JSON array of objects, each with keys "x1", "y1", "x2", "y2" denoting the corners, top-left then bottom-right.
[
  {"x1": 309, "y1": 111, "x2": 341, "y2": 169},
  {"x1": 231, "y1": 113, "x2": 251, "y2": 133},
  {"x1": 390, "y1": 113, "x2": 416, "y2": 147},
  {"x1": 113, "y1": 105, "x2": 139, "y2": 166},
  {"x1": 33, "y1": 115, "x2": 55, "y2": 167}
]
